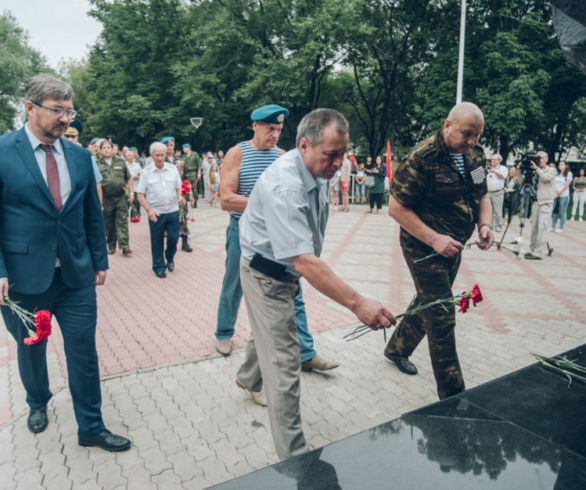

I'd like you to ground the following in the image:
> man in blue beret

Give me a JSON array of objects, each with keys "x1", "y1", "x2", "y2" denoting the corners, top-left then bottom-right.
[{"x1": 215, "y1": 104, "x2": 339, "y2": 405}]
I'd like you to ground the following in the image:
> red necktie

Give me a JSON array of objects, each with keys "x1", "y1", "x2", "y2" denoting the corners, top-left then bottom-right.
[{"x1": 40, "y1": 144, "x2": 62, "y2": 211}]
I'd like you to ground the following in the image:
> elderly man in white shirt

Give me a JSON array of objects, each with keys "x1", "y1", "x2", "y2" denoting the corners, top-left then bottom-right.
[
  {"x1": 137, "y1": 142, "x2": 185, "y2": 278},
  {"x1": 487, "y1": 153, "x2": 508, "y2": 232}
]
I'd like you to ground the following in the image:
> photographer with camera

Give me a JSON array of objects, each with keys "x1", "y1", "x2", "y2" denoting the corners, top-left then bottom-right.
[{"x1": 523, "y1": 151, "x2": 557, "y2": 260}]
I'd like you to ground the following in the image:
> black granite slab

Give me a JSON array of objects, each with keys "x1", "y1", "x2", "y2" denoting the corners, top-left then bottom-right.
[
  {"x1": 456, "y1": 354, "x2": 586, "y2": 458},
  {"x1": 209, "y1": 345, "x2": 586, "y2": 490}
]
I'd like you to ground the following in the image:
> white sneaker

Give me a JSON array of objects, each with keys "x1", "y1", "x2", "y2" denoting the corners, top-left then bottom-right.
[
  {"x1": 555, "y1": 229, "x2": 563, "y2": 233},
  {"x1": 580, "y1": 217, "x2": 583, "y2": 222},
  {"x1": 570, "y1": 216, "x2": 575, "y2": 221}
]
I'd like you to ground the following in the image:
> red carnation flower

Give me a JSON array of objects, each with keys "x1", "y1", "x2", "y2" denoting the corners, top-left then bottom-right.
[
  {"x1": 24, "y1": 310, "x2": 52, "y2": 345},
  {"x1": 458, "y1": 296, "x2": 470, "y2": 313},
  {"x1": 471, "y1": 284, "x2": 483, "y2": 306}
]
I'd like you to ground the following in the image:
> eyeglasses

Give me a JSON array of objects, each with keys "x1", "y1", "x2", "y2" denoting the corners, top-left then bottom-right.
[{"x1": 33, "y1": 102, "x2": 76, "y2": 119}]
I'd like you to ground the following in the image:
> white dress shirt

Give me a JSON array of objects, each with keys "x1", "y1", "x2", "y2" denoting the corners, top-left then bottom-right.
[{"x1": 136, "y1": 162, "x2": 181, "y2": 214}]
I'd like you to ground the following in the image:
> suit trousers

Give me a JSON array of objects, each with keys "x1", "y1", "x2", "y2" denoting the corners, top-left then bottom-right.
[
  {"x1": 148, "y1": 211, "x2": 180, "y2": 272},
  {"x1": 237, "y1": 258, "x2": 309, "y2": 460},
  {"x1": 1, "y1": 268, "x2": 105, "y2": 436},
  {"x1": 215, "y1": 217, "x2": 317, "y2": 362}
]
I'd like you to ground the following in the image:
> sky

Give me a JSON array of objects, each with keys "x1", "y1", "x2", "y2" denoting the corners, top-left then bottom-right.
[{"x1": 3, "y1": 0, "x2": 102, "y2": 69}]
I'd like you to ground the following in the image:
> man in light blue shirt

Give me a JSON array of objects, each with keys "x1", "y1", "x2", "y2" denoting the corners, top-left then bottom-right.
[{"x1": 236, "y1": 109, "x2": 397, "y2": 460}]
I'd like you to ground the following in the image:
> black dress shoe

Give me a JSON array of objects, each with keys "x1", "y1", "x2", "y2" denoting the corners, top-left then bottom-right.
[
  {"x1": 27, "y1": 406, "x2": 48, "y2": 433},
  {"x1": 79, "y1": 429, "x2": 131, "y2": 452},
  {"x1": 155, "y1": 270, "x2": 167, "y2": 278},
  {"x1": 384, "y1": 351, "x2": 418, "y2": 375},
  {"x1": 524, "y1": 253, "x2": 542, "y2": 260},
  {"x1": 167, "y1": 261, "x2": 175, "y2": 272}
]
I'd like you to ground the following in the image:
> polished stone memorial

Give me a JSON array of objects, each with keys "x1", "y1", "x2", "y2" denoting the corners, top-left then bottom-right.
[{"x1": 210, "y1": 344, "x2": 586, "y2": 489}]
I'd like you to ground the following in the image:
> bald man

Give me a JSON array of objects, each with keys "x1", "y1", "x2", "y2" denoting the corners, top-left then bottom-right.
[{"x1": 383, "y1": 102, "x2": 493, "y2": 400}]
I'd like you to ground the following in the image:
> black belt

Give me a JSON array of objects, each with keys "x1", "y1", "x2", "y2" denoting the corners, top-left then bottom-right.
[
  {"x1": 488, "y1": 189, "x2": 504, "y2": 193},
  {"x1": 249, "y1": 253, "x2": 298, "y2": 282}
]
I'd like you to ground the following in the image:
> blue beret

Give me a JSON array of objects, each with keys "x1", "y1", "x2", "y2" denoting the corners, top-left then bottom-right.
[
  {"x1": 160, "y1": 136, "x2": 175, "y2": 144},
  {"x1": 129, "y1": 146, "x2": 137, "y2": 151},
  {"x1": 182, "y1": 143, "x2": 191, "y2": 148},
  {"x1": 90, "y1": 137, "x2": 99, "y2": 144},
  {"x1": 250, "y1": 104, "x2": 289, "y2": 124}
]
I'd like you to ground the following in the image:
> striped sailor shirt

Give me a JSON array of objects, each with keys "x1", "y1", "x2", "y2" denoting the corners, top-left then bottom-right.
[{"x1": 230, "y1": 141, "x2": 282, "y2": 219}]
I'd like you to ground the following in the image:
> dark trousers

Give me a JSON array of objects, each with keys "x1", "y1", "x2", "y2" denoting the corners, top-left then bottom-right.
[
  {"x1": 1, "y1": 269, "x2": 105, "y2": 436},
  {"x1": 148, "y1": 211, "x2": 180, "y2": 272},
  {"x1": 369, "y1": 192, "x2": 383, "y2": 210},
  {"x1": 385, "y1": 236, "x2": 464, "y2": 400}
]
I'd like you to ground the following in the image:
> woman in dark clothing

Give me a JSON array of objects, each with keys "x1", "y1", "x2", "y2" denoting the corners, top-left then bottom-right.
[{"x1": 368, "y1": 155, "x2": 386, "y2": 214}]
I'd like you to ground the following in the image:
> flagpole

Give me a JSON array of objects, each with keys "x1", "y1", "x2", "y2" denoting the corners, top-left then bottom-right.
[{"x1": 456, "y1": 0, "x2": 467, "y2": 103}]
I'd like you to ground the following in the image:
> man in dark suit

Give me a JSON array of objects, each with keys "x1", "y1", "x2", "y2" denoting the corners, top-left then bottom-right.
[{"x1": 0, "y1": 74, "x2": 130, "y2": 451}]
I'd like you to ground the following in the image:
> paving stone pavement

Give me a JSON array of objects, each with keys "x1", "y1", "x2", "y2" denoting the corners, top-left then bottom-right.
[{"x1": 0, "y1": 203, "x2": 584, "y2": 489}]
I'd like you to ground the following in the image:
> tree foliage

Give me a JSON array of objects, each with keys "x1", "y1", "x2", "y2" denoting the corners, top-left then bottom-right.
[
  {"x1": 0, "y1": 13, "x2": 47, "y2": 133},
  {"x1": 63, "y1": 0, "x2": 586, "y2": 161}
]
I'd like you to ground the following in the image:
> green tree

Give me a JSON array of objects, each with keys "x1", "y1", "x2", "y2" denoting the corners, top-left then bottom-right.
[{"x1": 0, "y1": 13, "x2": 46, "y2": 134}]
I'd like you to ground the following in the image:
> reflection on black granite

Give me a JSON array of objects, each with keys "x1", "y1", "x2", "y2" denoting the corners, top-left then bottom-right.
[
  {"x1": 210, "y1": 345, "x2": 586, "y2": 489},
  {"x1": 211, "y1": 414, "x2": 570, "y2": 489},
  {"x1": 459, "y1": 355, "x2": 586, "y2": 458},
  {"x1": 400, "y1": 411, "x2": 561, "y2": 480},
  {"x1": 273, "y1": 448, "x2": 341, "y2": 490}
]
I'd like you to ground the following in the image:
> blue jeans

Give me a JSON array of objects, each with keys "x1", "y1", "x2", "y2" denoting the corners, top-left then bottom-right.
[
  {"x1": 552, "y1": 196, "x2": 570, "y2": 229},
  {"x1": 148, "y1": 211, "x2": 180, "y2": 272},
  {"x1": 215, "y1": 217, "x2": 317, "y2": 362}
]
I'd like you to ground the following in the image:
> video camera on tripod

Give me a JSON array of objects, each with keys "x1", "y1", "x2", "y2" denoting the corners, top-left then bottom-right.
[
  {"x1": 497, "y1": 150, "x2": 542, "y2": 255},
  {"x1": 518, "y1": 151, "x2": 541, "y2": 186}
]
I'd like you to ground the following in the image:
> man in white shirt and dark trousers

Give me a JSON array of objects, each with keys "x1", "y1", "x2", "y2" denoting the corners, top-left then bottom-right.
[
  {"x1": 137, "y1": 142, "x2": 186, "y2": 278},
  {"x1": 487, "y1": 154, "x2": 508, "y2": 232}
]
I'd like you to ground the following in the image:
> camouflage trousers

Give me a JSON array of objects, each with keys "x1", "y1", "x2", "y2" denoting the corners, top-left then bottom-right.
[
  {"x1": 385, "y1": 234, "x2": 464, "y2": 400},
  {"x1": 103, "y1": 194, "x2": 129, "y2": 251},
  {"x1": 179, "y1": 202, "x2": 190, "y2": 237}
]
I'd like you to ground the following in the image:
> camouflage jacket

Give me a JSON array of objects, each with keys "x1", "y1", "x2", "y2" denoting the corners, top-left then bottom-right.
[
  {"x1": 183, "y1": 152, "x2": 201, "y2": 176},
  {"x1": 96, "y1": 154, "x2": 130, "y2": 197},
  {"x1": 391, "y1": 128, "x2": 487, "y2": 245}
]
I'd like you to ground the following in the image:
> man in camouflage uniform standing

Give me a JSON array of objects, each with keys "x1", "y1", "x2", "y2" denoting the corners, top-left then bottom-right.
[
  {"x1": 182, "y1": 143, "x2": 201, "y2": 208},
  {"x1": 176, "y1": 155, "x2": 195, "y2": 253},
  {"x1": 384, "y1": 102, "x2": 493, "y2": 400},
  {"x1": 95, "y1": 139, "x2": 133, "y2": 256}
]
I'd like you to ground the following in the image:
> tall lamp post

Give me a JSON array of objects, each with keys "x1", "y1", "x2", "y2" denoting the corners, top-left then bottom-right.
[{"x1": 456, "y1": 0, "x2": 467, "y2": 104}]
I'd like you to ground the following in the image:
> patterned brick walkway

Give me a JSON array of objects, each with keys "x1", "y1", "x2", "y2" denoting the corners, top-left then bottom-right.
[{"x1": 0, "y1": 203, "x2": 584, "y2": 489}]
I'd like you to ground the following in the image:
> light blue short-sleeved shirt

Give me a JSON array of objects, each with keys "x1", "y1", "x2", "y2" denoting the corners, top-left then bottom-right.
[{"x1": 239, "y1": 148, "x2": 330, "y2": 276}]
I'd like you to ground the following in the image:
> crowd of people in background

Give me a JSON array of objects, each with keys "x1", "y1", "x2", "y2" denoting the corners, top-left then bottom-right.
[{"x1": 72, "y1": 117, "x2": 584, "y2": 269}]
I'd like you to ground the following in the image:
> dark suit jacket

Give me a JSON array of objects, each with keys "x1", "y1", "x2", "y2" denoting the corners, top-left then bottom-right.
[{"x1": 0, "y1": 126, "x2": 108, "y2": 294}]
